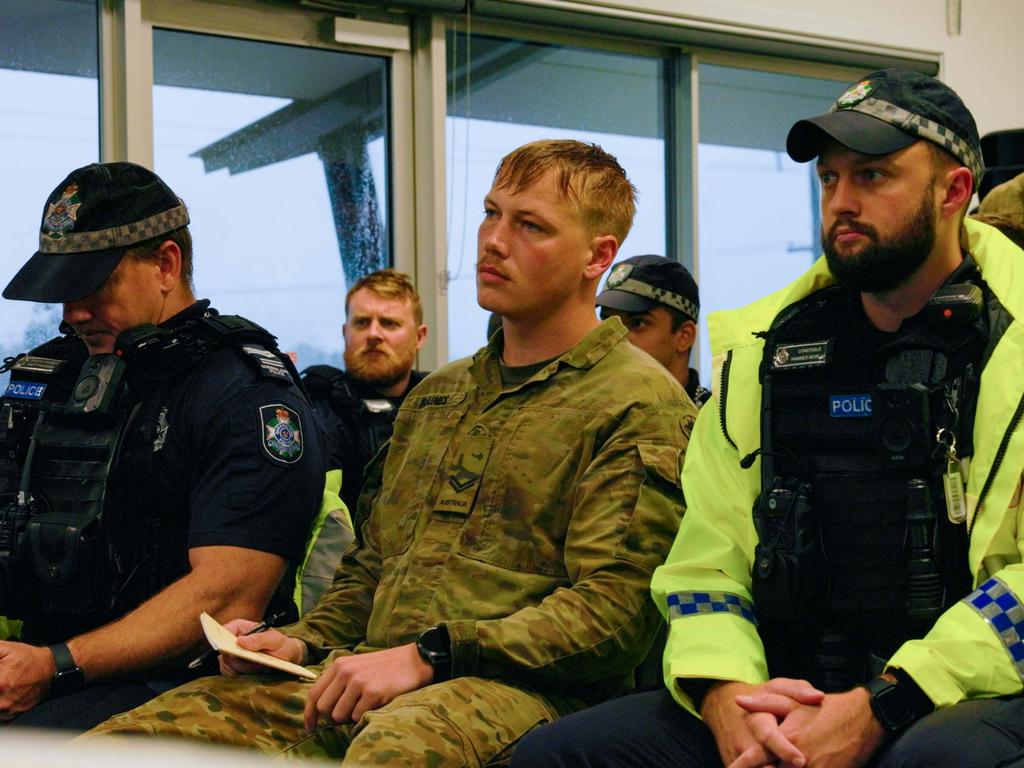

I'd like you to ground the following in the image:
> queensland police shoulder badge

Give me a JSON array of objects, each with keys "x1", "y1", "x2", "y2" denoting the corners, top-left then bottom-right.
[{"x1": 260, "y1": 404, "x2": 303, "y2": 464}]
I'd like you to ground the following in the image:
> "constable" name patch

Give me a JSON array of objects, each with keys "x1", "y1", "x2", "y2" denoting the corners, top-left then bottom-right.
[{"x1": 771, "y1": 340, "x2": 832, "y2": 370}]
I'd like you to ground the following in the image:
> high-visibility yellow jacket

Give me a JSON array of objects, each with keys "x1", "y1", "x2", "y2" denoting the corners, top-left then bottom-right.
[{"x1": 654, "y1": 218, "x2": 1024, "y2": 714}]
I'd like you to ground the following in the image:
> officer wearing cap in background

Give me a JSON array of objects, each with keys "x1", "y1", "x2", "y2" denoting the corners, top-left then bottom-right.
[
  {"x1": 596, "y1": 255, "x2": 710, "y2": 407},
  {"x1": 514, "y1": 68, "x2": 1024, "y2": 768},
  {"x1": 0, "y1": 162, "x2": 323, "y2": 731}
]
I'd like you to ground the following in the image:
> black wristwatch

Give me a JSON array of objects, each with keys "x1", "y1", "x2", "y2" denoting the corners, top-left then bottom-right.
[
  {"x1": 416, "y1": 625, "x2": 453, "y2": 683},
  {"x1": 48, "y1": 642, "x2": 84, "y2": 697},
  {"x1": 862, "y1": 672, "x2": 933, "y2": 734}
]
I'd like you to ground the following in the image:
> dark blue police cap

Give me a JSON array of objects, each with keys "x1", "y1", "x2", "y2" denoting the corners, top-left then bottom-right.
[
  {"x1": 5, "y1": 162, "x2": 189, "y2": 303},
  {"x1": 597, "y1": 255, "x2": 700, "y2": 323},
  {"x1": 786, "y1": 68, "x2": 983, "y2": 190}
]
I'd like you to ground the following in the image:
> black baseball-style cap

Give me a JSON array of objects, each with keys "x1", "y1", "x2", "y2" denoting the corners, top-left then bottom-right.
[
  {"x1": 786, "y1": 68, "x2": 984, "y2": 190},
  {"x1": 597, "y1": 255, "x2": 700, "y2": 323},
  {"x1": 4, "y1": 162, "x2": 190, "y2": 303}
]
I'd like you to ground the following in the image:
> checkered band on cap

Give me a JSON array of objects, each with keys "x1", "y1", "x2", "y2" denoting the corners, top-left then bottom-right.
[
  {"x1": 667, "y1": 591, "x2": 757, "y2": 626},
  {"x1": 610, "y1": 277, "x2": 699, "y2": 322},
  {"x1": 38, "y1": 202, "x2": 189, "y2": 254},
  {"x1": 832, "y1": 96, "x2": 985, "y2": 185},
  {"x1": 963, "y1": 577, "x2": 1024, "y2": 680}
]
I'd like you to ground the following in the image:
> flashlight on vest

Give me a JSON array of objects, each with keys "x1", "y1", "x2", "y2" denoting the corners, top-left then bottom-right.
[{"x1": 905, "y1": 478, "x2": 944, "y2": 622}]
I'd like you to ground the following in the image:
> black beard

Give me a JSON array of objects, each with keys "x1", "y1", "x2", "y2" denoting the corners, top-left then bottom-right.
[{"x1": 823, "y1": 188, "x2": 937, "y2": 293}]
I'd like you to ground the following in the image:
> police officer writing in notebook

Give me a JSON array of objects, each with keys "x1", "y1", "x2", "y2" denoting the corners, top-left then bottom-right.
[{"x1": 0, "y1": 163, "x2": 322, "y2": 732}]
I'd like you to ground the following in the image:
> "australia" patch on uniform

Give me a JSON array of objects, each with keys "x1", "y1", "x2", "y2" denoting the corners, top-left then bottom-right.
[{"x1": 260, "y1": 404, "x2": 303, "y2": 464}]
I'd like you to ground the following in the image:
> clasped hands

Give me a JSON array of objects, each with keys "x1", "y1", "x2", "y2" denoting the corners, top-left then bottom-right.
[{"x1": 702, "y1": 677, "x2": 886, "y2": 768}]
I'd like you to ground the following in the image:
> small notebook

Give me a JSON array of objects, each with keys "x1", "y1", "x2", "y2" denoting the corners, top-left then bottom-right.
[{"x1": 199, "y1": 612, "x2": 318, "y2": 680}]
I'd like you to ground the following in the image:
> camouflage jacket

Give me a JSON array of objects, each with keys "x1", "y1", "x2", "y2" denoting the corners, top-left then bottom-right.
[{"x1": 284, "y1": 318, "x2": 695, "y2": 701}]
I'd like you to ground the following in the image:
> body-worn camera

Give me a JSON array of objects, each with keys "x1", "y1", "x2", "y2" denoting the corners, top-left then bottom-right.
[{"x1": 873, "y1": 382, "x2": 931, "y2": 469}]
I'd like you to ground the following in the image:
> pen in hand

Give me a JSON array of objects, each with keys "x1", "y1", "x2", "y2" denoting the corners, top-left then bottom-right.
[{"x1": 187, "y1": 611, "x2": 289, "y2": 670}]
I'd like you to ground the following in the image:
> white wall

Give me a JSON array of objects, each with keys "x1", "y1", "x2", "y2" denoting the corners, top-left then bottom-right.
[{"x1": 585, "y1": 0, "x2": 1024, "y2": 136}]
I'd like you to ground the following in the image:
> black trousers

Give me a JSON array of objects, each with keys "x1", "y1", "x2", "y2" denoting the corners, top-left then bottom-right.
[
  {"x1": 511, "y1": 688, "x2": 1024, "y2": 768},
  {"x1": 6, "y1": 679, "x2": 177, "y2": 735}
]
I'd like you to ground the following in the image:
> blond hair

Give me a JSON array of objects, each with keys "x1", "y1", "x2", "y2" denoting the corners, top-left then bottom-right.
[
  {"x1": 492, "y1": 139, "x2": 637, "y2": 244},
  {"x1": 346, "y1": 268, "x2": 423, "y2": 324}
]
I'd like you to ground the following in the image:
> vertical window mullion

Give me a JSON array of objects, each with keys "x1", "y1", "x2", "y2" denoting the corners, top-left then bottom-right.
[{"x1": 98, "y1": 0, "x2": 152, "y2": 164}]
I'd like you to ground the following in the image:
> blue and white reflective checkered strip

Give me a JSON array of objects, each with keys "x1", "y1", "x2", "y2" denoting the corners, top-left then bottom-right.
[
  {"x1": 667, "y1": 591, "x2": 757, "y2": 626},
  {"x1": 963, "y1": 577, "x2": 1024, "y2": 680}
]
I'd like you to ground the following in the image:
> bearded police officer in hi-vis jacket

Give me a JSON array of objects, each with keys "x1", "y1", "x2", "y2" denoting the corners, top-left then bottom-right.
[
  {"x1": 0, "y1": 162, "x2": 323, "y2": 732},
  {"x1": 514, "y1": 69, "x2": 1024, "y2": 768}
]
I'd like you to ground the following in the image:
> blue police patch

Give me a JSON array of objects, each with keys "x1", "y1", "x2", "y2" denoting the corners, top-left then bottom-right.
[
  {"x1": 5, "y1": 381, "x2": 47, "y2": 400},
  {"x1": 259, "y1": 404, "x2": 303, "y2": 464},
  {"x1": 830, "y1": 394, "x2": 872, "y2": 418}
]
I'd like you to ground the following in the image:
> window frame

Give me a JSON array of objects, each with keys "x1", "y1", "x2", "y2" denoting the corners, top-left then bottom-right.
[
  {"x1": 87, "y1": 0, "x2": 941, "y2": 370},
  {"x1": 98, "y1": 0, "x2": 421, "y2": 362}
]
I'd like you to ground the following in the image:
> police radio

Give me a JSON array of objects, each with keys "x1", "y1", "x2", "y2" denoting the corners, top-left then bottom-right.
[{"x1": 752, "y1": 479, "x2": 827, "y2": 620}]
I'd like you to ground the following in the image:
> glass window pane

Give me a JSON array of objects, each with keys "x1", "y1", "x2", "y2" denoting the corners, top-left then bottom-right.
[
  {"x1": 446, "y1": 31, "x2": 666, "y2": 361},
  {"x1": 697, "y1": 64, "x2": 844, "y2": 383},
  {"x1": 0, "y1": 0, "x2": 98, "y2": 363},
  {"x1": 153, "y1": 30, "x2": 391, "y2": 369}
]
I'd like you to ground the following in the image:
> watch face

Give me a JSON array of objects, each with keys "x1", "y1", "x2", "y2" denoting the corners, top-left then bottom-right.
[
  {"x1": 416, "y1": 627, "x2": 453, "y2": 682},
  {"x1": 51, "y1": 666, "x2": 84, "y2": 697},
  {"x1": 420, "y1": 628, "x2": 445, "y2": 655},
  {"x1": 871, "y1": 682, "x2": 916, "y2": 732}
]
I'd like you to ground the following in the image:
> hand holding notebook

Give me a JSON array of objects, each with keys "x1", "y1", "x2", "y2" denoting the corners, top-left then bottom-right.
[{"x1": 198, "y1": 612, "x2": 317, "y2": 680}]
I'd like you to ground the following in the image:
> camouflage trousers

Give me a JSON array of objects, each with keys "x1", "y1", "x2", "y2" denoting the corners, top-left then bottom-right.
[{"x1": 81, "y1": 673, "x2": 581, "y2": 766}]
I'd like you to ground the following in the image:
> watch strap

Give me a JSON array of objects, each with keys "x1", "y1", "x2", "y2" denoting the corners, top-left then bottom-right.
[
  {"x1": 48, "y1": 642, "x2": 84, "y2": 697},
  {"x1": 863, "y1": 672, "x2": 932, "y2": 734},
  {"x1": 890, "y1": 668, "x2": 934, "y2": 719}
]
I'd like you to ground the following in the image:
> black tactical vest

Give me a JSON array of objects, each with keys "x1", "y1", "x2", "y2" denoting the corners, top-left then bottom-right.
[
  {"x1": 0, "y1": 312, "x2": 295, "y2": 643},
  {"x1": 303, "y1": 365, "x2": 422, "y2": 514},
  {"x1": 751, "y1": 273, "x2": 989, "y2": 690},
  {"x1": 303, "y1": 365, "x2": 399, "y2": 466}
]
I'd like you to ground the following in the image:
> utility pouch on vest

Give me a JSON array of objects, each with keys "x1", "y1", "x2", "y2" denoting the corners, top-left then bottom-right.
[
  {"x1": 27, "y1": 509, "x2": 106, "y2": 615},
  {"x1": 753, "y1": 481, "x2": 826, "y2": 620}
]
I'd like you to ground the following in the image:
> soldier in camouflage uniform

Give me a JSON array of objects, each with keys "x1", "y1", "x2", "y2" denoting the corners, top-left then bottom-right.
[{"x1": 83, "y1": 139, "x2": 697, "y2": 765}]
